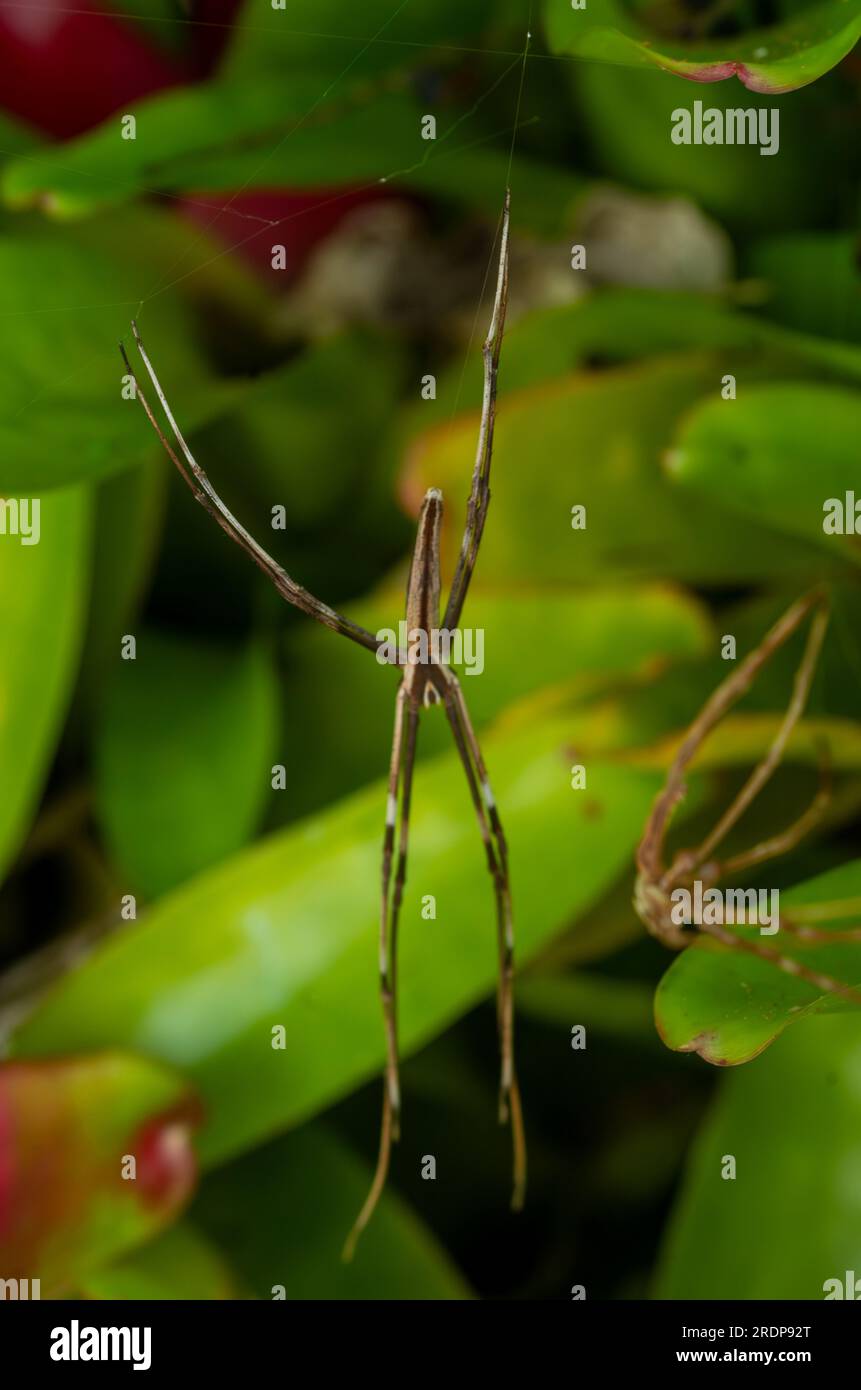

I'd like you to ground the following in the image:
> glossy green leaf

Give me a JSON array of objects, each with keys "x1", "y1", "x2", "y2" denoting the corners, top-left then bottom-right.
[
  {"x1": 12, "y1": 716, "x2": 664, "y2": 1168},
  {"x1": 94, "y1": 631, "x2": 280, "y2": 899},
  {"x1": 0, "y1": 486, "x2": 90, "y2": 886},
  {"x1": 656, "y1": 1015, "x2": 861, "y2": 1298},
  {"x1": 406, "y1": 355, "x2": 844, "y2": 588},
  {"x1": 0, "y1": 1051, "x2": 201, "y2": 1294},
  {"x1": 655, "y1": 860, "x2": 861, "y2": 1066},
  {"x1": 544, "y1": 0, "x2": 861, "y2": 92},
  {"x1": 666, "y1": 383, "x2": 861, "y2": 563},
  {"x1": 193, "y1": 1125, "x2": 471, "y2": 1300},
  {"x1": 78, "y1": 1222, "x2": 235, "y2": 1301}
]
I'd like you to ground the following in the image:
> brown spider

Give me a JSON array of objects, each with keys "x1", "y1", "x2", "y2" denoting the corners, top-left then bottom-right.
[
  {"x1": 635, "y1": 589, "x2": 861, "y2": 1003},
  {"x1": 120, "y1": 194, "x2": 523, "y2": 1259}
]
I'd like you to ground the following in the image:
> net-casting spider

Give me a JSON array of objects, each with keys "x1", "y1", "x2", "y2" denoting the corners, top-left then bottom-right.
[
  {"x1": 635, "y1": 589, "x2": 861, "y2": 1004},
  {"x1": 120, "y1": 194, "x2": 523, "y2": 1258}
]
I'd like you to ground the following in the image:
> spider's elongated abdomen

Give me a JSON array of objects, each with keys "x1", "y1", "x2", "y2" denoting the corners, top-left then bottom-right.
[{"x1": 405, "y1": 487, "x2": 443, "y2": 643}]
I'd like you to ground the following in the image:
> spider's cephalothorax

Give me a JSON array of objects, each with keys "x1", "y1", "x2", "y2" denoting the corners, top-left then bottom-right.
[
  {"x1": 120, "y1": 194, "x2": 522, "y2": 1259},
  {"x1": 634, "y1": 589, "x2": 861, "y2": 1002},
  {"x1": 633, "y1": 873, "x2": 687, "y2": 951}
]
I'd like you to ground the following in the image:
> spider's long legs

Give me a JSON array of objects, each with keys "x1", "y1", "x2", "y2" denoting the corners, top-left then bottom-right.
[
  {"x1": 343, "y1": 687, "x2": 419, "y2": 1260},
  {"x1": 440, "y1": 685, "x2": 510, "y2": 1100},
  {"x1": 696, "y1": 919, "x2": 861, "y2": 1006},
  {"x1": 717, "y1": 779, "x2": 830, "y2": 879},
  {"x1": 442, "y1": 193, "x2": 510, "y2": 633},
  {"x1": 388, "y1": 703, "x2": 420, "y2": 1135},
  {"x1": 450, "y1": 683, "x2": 514, "y2": 1105},
  {"x1": 663, "y1": 597, "x2": 829, "y2": 890},
  {"x1": 640, "y1": 591, "x2": 823, "y2": 889},
  {"x1": 507, "y1": 1073, "x2": 527, "y2": 1214},
  {"x1": 342, "y1": 1092, "x2": 394, "y2": 1264},
  {"x1": 776, "y1": 917, "x2": 861, "y2": 946},
  {"x1": 380, "y1": 685, "x2": 408, "y2": 1134},
  {"x1": 438, "y1": 670, "x2": 525, "y2": 1211},
  {"x1": 776, "y1": 889, "x2": 861, "y2": 943},
  {"x1": 120, "y1": 332, "x2": 381, "y2": 656},
  {"x1": 784, "y1": 897, "x2": 861, "y2": 923}
]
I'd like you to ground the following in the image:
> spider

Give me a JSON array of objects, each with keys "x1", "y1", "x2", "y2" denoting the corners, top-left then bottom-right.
[
  {"x1": 119, "y1": 194, "x2": 523, "y2": 1259},
  {"x1": 634, "y1": 588, "x2": 861, "y2": 1003}
]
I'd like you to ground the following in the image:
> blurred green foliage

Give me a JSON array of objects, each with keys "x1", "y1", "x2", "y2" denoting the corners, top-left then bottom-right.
[
  {"x1": 0, "y1": 488, "x2": 89, "y2": 881},
  {"x1": 94, "y1": 629, "x2": 280, "y2": 897},
  {"x1": 0, "y1": 0, "x2": 859, "y2": 1301}
]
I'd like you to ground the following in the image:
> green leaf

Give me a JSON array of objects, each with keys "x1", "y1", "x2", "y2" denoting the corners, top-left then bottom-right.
[
  {"x1": 0, "y1": 486, "x2": 90, "y2": 886},
  {"x1": 0, "y1": 209, "x2": 248, "y2": 492},
  {"x1": 518, "y1": 971, "x2": 657, "y2": 1044},
  {"x1": 630, "y1": 711, "x2": 861, "y2": 778},
  {"x1": 666, "y1": 383, "x2": 861, "y2": 564},
  {"x1": 746, "y1": 232, "x2": 861, "y2": 344},
  {"x1": 190, "y1": 330, "x2": 405, "y2": 532},
  {"x1": 225, "y1": 0, "x2": 497, "y2": 82},
  {"x1": 406, "y1": 354, "x2": 846, "y2": 588},
  {"x1": 1, "y1": 74, "x2": 580, "y2": 235},
  {"x1": 401, "y1": 290, "x2": 861, "y2": 443},
  {"x1": 74, "y1": 459, "x2": 168, "y2": 727},
  {"x1": 279, "y1": 583, "x2": 710, "y2": 820},
  {"x1": 544, "y1": 0, "x2": 861, "y2": 92},
  {"x1": 102, "y1": 0, "x2": 191, "y2": 54},
  {"x1": 529, "y1": 290, "x2": 861, "y2": 384},
  {"x1": 0, "y1": 1051, "x2": 201, "y2": 1294},
  {"x1": 78, "y1": 1222, "x2": 235, "y2": 1301},
  {"x1": 193, "y1": 1124, "x2": 471, "y2": 1300},
  {"x1": 147, "y1": 328, "x2": 410, "y2": 638},
  {"x1": 655, "y1": 860, "x2": 861, "y2": 1066},
  {"x1": 568, "y1": 62, "x2": 845, "y2": 234},
  {"x1": 1, "y1": 78, "x2": 332, "y2": 219},
  {"x1": 0, "y1": 111, "x2": 42, "y2": 167},
  {"x1": 655, "y1": 1015, "x2": 861, "y2": 1298},
  {"x1": 12, "y1": 716, "x2": 664, "y2": 1168},
  {"x1": 94, "y1": 631, "x2": 280, "y2": 899}
]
